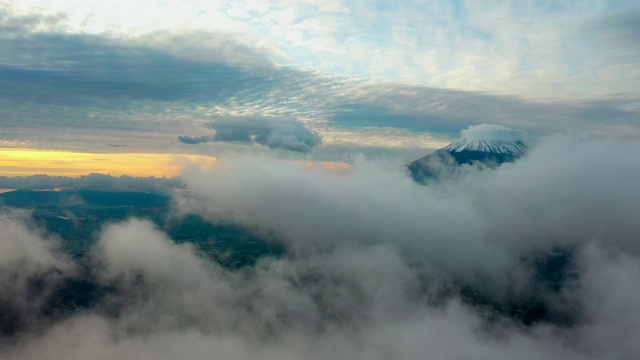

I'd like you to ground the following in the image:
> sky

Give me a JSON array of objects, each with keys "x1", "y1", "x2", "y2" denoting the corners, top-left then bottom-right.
[{"x1": 1, "y1": 0, "x2": 639, "y2": 175}]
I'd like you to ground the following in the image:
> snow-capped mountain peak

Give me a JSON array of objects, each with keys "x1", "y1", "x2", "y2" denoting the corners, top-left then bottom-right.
[
  {"x1": 407, "y1": 124, "x2": 529, "y2": 183},
  {"x1": 443, "y1": 124, "x2": 528, "y2": 156}
]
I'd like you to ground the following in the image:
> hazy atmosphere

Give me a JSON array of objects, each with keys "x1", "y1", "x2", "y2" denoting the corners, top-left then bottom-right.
[{"x1": 1, "y1": 1, "x2": 639, "y2": 359}]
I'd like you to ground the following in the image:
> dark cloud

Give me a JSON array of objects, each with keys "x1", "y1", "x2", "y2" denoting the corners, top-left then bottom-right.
[
  {"x1": 328, "y1": 85, "x2": 640, "y2": 136},
  {"x1": 0, "y1": 31, "x2": 270, "y2": 110},
  {"x1": 581, "y1": 4, "x2": 640, "y2": 68},
  {"x1": 587, "y1": 5, "x2": 640, "y2": 46},
  {"x1": 0, "y1": 9, "x2": 279, "y2": 136},
  {"x1": 213, "y1": 128, "x2": 253, "y2": 143},
  {"x1": 177, "y1": 136, "x2": 214, "y2": 145},
  {"x1": 209, "y1": 116, "x2": 322, "y2": 153}
]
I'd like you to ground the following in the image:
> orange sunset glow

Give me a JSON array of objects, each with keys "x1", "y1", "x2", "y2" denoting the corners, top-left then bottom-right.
[{"x1": 0, "y1": 148, "x2": 217, "y2": 177}]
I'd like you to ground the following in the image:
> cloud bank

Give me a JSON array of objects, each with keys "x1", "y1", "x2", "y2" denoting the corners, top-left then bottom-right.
[{"x1": 1, "y1": 133, "x2": 640, "y2": 359}]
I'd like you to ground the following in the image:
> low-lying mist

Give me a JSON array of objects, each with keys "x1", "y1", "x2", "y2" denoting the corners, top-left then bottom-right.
[{"x1": 1, "y1": 134, "x2": 639, "y2": 359}]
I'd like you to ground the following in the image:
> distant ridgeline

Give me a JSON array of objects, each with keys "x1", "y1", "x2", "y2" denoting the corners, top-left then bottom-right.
[{"x1": 408, "y1": 124, "x2": 528, "y2": 183}]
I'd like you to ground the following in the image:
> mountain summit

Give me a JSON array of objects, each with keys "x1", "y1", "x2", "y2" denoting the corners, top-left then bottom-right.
[{"x1": 408, "y1": 124, "x2": 528, "y2": 183}]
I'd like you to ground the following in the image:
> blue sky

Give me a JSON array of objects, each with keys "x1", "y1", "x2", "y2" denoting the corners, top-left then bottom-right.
[{"x1": 1, "y1": 0, "x2": 639, "y2": 161}]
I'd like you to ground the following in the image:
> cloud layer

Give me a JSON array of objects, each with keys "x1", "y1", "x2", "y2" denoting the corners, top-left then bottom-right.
[{"x1": 1, "y1": 133, "x2": 639, "y2": 358}]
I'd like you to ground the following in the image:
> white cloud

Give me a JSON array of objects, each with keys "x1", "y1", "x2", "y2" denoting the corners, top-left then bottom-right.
[{"x1": 0, "y1": 212, "x2": 75, "y2": 333}]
